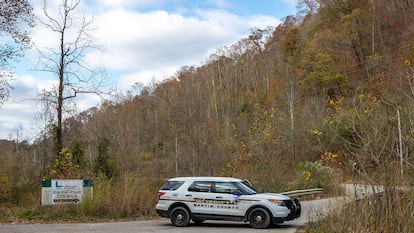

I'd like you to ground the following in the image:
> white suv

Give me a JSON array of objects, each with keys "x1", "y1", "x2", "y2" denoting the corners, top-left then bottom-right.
[{"x1": 155, "y1": 177, "x2": 301, "y2": 229}]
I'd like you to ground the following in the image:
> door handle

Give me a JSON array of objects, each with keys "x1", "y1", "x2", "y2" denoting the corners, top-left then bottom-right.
[
  {"x1": 185, "y1": 194, "x2": 192, "y2": 197},
  {"x1": 216, "y1": 196, "x2": 223, "y2": 199}
]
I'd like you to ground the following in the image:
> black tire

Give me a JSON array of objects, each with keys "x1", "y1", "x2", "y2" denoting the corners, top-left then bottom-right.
[
  {"x1": 248, "y1": 207, "x2": 271, "y2": 229},
  {"x1": 170, "y1": 206, "x2": 191, "y2": 227}
]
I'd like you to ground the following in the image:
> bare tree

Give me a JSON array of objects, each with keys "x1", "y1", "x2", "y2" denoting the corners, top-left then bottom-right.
[
  {"x1": 36, "y1": 0, "x2": 108, "y2": 151},
  {"x1": 0, "y1": 0, "x2": 35, "y2": 105}
]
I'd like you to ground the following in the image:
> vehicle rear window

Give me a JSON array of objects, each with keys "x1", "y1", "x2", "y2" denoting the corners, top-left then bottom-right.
[{"x1": 160, "y1": 181, "x2": 185, "y2": 191}]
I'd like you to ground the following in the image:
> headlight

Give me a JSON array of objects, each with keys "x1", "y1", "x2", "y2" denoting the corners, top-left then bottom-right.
[{"x1": 268, "y1": 199, "x2": 286, "y2": 206}]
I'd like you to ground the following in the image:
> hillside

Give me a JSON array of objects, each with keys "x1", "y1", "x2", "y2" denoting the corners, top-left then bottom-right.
[
  {"x1": 2, "y1": 0, "x2": 414, "y2": 191},
  {"x1": 39, "y1": 0, "x2": 413, "y2": 183}
]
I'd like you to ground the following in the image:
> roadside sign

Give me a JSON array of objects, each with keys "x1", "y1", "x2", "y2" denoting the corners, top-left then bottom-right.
[
  {"x1": 51, "y1": 180, "x2": 83, "y2": 204},
  {"x1": 42, "y1": 179, "x2": 93, "y2": 206}
]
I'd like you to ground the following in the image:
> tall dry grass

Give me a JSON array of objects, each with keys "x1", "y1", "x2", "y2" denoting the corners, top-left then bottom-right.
[
  {"x1": 80, "y1": 176, "x2": 164, "y2": 218},
  {"x1": 1, "y1": 176, "x2": 165, "y2": 222},
  {"x1": 306, "y1": 165, "x2": 414, "y2": 233}
]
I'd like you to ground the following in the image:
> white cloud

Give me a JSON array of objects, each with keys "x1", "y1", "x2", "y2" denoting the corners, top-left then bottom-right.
[
  {"x1": 86, "y1": 8, "x2": 245, "y2": 72},
  {"x1": 246, "y1": 15, "x2": 280, "y2": 29},
  {"x1": 0, "y1": 75, "x2": 57, "y2": 140},
  {"x1": 0, "y1": 74, "x2": 103, "y2": 140},
  {"x1": 85, "y1": 7, "x2": 279, "y2": 91},
  {"x1": 30, "y1": 0, "x2": 281, "y2": 88},
  {"x1": 117, "y1": 69, "x2": 174, "y2": 90},
  {"x1": 11, "y1": 75, "x2": 56, "y2": 100},
  {"x1": 73, "y1": 93, "x2": 102, "y2": 111}
]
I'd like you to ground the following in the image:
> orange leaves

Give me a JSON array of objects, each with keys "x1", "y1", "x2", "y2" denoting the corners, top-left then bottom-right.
[
  {"x1": 304, "y1": 171, "x2": 312, "y2": 181},
  {"x1": 320, "y1": 151, "x2": 342, "y2": 168},
  {"x1": 356, "y1": 92, "x2": 380, "y2": 117},
  {"x1": 311, "y1": 129, "x2": 323, "y2": 136}
]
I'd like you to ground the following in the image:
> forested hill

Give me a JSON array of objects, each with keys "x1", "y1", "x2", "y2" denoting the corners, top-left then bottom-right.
[{"x1": 25, "y1": 0, "x2": 414, "y2": 188}]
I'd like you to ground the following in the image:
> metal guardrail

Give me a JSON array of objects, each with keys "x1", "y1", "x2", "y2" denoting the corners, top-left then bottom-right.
[{"x1": 279, "y1": 188, "x2": 325, "y2": 199}]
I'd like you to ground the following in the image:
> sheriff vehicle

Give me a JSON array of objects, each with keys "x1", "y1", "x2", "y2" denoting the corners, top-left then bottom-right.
[{"x1": 155, "y1": 177, "x2": 301, "y2": 229}]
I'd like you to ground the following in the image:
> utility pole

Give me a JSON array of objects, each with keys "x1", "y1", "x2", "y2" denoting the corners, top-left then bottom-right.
[
  {"x1": 397, "y1": 108, "x2": 403, "y2": 177},
  {"x1": 175, "y1": 133, "x2": 178, "y2": 176}
]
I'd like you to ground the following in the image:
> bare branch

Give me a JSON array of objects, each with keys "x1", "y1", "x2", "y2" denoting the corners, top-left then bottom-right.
[{"x1": 36, "y1": 0, "x2": 110, "y2": 150}]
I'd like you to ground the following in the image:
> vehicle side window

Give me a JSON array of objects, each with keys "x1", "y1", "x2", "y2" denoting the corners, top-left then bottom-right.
[
  {"x1": 215, "y1": 182, "x2": 238, "y2": 194},
  {"x1": 160, "y1": 181, "x2": 185, "y2": 191},
  {"x1": 188, "y1": 181, "x2": 211, "y2": 192}
]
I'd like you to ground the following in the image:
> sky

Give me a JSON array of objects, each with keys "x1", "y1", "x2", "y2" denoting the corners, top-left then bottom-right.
[{"x1": 0, "y1": 0, "x2": 297, "y2": 142}]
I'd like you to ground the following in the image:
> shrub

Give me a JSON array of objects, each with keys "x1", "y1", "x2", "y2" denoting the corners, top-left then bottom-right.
[
  {"x1": 0, "y1": 173, "x2": 11, "y2": 202},
  {"x1": 296, "y1": 160, "x2": 339, "y2": 193},
  {"x1": 48, "y1": 148, "x2": 81, "y2": 179}
]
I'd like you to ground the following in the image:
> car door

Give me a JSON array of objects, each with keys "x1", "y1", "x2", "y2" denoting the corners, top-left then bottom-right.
[
  {"x1": 186, "y1": 181, "x2": 217, "y2": 215},
  {"x1": 212, "y1": 181, "x2": 244, "y2": 216}
]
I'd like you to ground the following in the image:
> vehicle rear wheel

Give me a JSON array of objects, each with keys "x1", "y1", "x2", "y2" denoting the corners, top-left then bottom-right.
[
  {"x1": 248, "y1": 208, "x2": 271, "y2": 229},
  {"x1": 170, "y1": 206, "x2": 191, "y2": 227}
]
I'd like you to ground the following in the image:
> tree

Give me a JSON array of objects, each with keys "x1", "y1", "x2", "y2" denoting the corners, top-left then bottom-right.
[
  {"x1": 301, "y1": 52, "x2": 346, "y2": 100},
  {"x1": 0, "y1": 0, "x2": 35, "y2": 105},
  {"x1": 93, "y1": 137, "x2": 117, "y2": 178},
  {"x1": 37, "y1": 0, "x2": 108, "y2": 152},
  {"x1": 49, "y1": 147, "x2": 81, "y2": 179}
]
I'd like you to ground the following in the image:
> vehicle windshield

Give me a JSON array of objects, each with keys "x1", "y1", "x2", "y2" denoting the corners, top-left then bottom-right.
[{"x1": 233, "y1": 181, "x2": 257, "y2": 195}]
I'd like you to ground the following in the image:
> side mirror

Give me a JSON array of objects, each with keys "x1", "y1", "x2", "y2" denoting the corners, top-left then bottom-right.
[
  {"x1": 257, "y1": 188, "x2": 265, "y2": 193},
  {"x1": 243, "y1": 179, "x2": 253, "y2": 187},
  {"x1": 233, "y1": 190, "x2": 243, "y2": 196}
]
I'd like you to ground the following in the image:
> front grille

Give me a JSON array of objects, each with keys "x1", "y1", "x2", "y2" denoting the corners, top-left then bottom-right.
[
  {"x1": 282, "y1": 200, "x2": 294, "y2": 210},
  {"x1": 283, "y1": 199, "x2": 301, "y2": 220}
]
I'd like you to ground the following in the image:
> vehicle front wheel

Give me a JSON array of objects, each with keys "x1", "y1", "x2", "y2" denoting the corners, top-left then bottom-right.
[
  {"x1": 170, "y1": 206, "x2": 191, "y2": 227},
  {"x1": 248, "y1": 208, "x2": 271, "y2": 229}
]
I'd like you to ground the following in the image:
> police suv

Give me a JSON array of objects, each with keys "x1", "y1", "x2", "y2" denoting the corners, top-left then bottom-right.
[{"x1": 155, "y1": 177, "x2": 301, "y2": 229}]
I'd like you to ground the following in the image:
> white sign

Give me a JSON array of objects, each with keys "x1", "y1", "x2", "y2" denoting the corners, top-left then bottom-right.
[{"x1": 51, "y1": 180, "x2": 83, "y2": 204}]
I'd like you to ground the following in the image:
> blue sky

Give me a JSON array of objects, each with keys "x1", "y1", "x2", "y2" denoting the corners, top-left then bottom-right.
[{"x1": 1, "y1": 0, "x2": 297, "y2": 142}]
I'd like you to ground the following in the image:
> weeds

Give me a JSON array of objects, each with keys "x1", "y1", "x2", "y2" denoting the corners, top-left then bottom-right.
[
  {"x1": 307, "y1": 188, "x2": 414, "y2": 233},
  {"x1": 0, "y1": 176, "x2": 164, "y2": 223},
  {"x1": 79, "y1": 176, "x2": 162, "y2": 218},
  {"x1": 306, "y1": 164, "x2": 414, "y2": 233}
]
